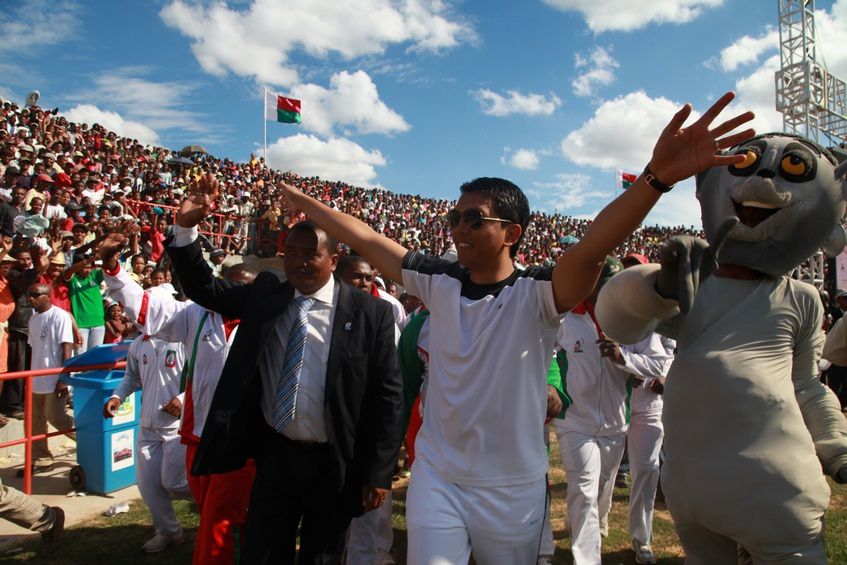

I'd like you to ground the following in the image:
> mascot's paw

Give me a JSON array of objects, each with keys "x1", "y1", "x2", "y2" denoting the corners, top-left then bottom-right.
[
  {"x1": 656, "y1": 217, "x2": 737, "y2": 313},
  {"x1": 837, "y1": 466, "x2": 847, "y2": 484}
]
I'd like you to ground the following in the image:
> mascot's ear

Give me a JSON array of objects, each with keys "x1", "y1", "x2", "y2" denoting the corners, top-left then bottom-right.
[{"x1": 822, "y1": 224, "x2": 847, "y2": 258}]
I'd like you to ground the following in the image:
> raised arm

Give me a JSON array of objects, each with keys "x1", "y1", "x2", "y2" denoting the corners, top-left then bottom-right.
[
  {"x1": 167, "y1": 188, "x2": 250, "y2": 318},
  {"x1": 278, "y1": 182, "x2": 407, "y2": 282},
  {"x1": 551, "y1": 92, "x2": 754, "y2": 313}
]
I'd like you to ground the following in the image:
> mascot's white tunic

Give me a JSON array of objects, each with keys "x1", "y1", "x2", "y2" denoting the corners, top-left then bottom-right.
[{"x1": 597, "y1": 134, "x2": 847, "y2": 564}]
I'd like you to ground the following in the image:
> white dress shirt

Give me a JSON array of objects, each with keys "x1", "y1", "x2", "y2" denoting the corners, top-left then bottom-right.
[{"x1": 260, "y1": 276, "x2": 338, "y2": 442}]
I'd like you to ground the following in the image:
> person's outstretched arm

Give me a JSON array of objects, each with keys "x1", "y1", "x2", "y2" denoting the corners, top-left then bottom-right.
[
  {"x1": 550, "y1": 91, "x2": 755, "y2": 313},
  {"x1": 277, "y1": 183, "x2": 408, "y2": 283}
]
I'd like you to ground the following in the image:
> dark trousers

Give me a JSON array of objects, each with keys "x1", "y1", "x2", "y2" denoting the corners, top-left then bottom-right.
[
  {"x1": 826, "y1": 364, "x2": 847, "y2": 409},
  {"x1": 1, "y1": 331, "x2": 28, "y2": 414},
  {"x1": 242, "y1": 427, "x2": 355, "y2": 565}
]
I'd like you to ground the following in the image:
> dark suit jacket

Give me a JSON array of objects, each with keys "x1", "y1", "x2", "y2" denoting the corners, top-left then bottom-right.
[{"x1": 167, "y1": 239, "x2": 404, "y2": 511}]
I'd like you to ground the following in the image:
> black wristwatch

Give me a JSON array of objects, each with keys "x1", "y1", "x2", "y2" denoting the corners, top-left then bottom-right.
[{"x1": 642, "y1": 165, "x2": 675, "y2": 193}]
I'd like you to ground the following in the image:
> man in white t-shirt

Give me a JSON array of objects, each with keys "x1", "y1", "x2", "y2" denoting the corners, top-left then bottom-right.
[
  {"x1": 26, "y1": 283, "x2": 74, "y2": 470},
  {"x1": 274, "y1": 93, "x2": 753, "y2": 563}
]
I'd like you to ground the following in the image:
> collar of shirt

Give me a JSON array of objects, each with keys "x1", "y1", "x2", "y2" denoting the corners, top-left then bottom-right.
[{"x1": 293, "y1": 275, "x2": 335, "y2": 306}]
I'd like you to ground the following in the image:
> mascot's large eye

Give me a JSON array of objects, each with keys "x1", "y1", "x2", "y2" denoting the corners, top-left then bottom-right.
[
  {"x1": 781, "y1": 155, "x2": 806, "y2": 176},
  {"x1": 729, "y1": 149, "x2": 759, "y2": 176},
  {"x1": 779, "y1": 150, "x2": 816, "y2": 182}
]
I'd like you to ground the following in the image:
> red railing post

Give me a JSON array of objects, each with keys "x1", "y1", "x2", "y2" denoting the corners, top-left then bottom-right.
[
  {"x1": 0, "y1": 361, "x2": 127, "y2": 495},
  {"x1": 23, "y1": 373, "x2": 33, "y2": 494}
]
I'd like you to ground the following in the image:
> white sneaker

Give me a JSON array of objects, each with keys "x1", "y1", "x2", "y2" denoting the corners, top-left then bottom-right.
[
  {"x1": 599, "y1": 516, "x2": 609, "y2": 538},
  {"x1": 142, "y1": 530, "x2": 185, "y2": 553},
  {"x1": 632, "y1": 540, "x2": 657, "y2": 564}
]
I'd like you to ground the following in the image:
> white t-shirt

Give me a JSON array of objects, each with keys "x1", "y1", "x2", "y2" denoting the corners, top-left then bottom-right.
[
  {"x1": 28, "y1": 306, "x2": 74, "y2": 394},
  {"x1": 401, "y1": 252, "x2": 562, "y2": 487}
]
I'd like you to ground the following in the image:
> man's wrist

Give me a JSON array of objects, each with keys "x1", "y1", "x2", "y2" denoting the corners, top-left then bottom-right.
[{"x1": 642, "y1": 164, "x2": 675, "y2": 193}]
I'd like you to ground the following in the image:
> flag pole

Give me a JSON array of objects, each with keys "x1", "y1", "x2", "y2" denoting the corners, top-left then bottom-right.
[{"x1": 263, "y1": 87, "x2": 268, "y2": 161}]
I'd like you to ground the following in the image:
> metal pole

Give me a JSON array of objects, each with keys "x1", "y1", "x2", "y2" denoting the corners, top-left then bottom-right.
[{"x1": 264, "y1": 87, "x2": 268, "y2": 161}]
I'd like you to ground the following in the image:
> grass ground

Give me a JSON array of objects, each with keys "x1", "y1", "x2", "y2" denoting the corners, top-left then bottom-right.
[{"x1": 6, "y1": 436, "x2": 847, "y2": 564}]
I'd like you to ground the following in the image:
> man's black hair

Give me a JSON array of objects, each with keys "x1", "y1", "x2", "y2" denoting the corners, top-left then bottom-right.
[
  {"x1": 459, "y1": 177, "x2": 530, "y2": 258},
  {"x1": 289, "y1": 220, "x2": 338, "y2": 254},
  {"x1": 337, "y1": 254, "x2": 369, "y2": 275}
]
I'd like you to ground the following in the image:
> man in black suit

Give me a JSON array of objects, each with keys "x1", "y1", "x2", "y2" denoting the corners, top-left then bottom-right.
[{"x1": 166, "y1": 185, "x2": 404, "y2": 565}]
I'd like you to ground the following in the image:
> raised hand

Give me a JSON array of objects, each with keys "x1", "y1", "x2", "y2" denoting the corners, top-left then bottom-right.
[{"x1": 648, "y1": 91, "x2": 755, "y2": 187}]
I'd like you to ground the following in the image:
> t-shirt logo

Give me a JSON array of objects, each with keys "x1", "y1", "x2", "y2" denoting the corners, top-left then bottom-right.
[
  {"x1": 573, "y1": 339, "x2": 583, "y2": 353},
  {"x1": 41, "y1": 326, "x2": 48, "y2": 340},
  {"x1": 142, "y1": 353, "x2": 148, "y2": 365},
  {"x1": 165, "y1": 350, "x2": 176, "y2": 368}
]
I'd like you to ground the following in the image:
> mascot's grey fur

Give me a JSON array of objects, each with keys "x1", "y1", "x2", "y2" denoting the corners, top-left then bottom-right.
[{"x1": 597, "y1": 133, "x2": 847, "y2": 564}]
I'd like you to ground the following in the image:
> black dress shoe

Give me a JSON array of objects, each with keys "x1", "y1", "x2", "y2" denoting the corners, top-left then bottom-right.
[{"x1": 4, "y1": 410, "x2": 25, "y2": 420}]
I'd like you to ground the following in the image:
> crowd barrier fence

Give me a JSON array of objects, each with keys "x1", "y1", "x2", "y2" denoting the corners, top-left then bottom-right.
[{"x1": 0, "y1": 361, "x2": 126, "y2": 495}]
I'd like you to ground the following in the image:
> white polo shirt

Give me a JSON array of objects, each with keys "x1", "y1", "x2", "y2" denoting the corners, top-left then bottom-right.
[{"x1": 402, "y1": 252, "x2": 562, "y2": 487}]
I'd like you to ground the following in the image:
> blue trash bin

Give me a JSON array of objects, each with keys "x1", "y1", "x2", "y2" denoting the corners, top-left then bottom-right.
[{"x1": 63, "y1": 342, "x2": 141, "y2": 494}]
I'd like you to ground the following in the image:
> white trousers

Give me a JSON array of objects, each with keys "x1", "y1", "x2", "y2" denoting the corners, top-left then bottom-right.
[
  {"x1": 556, "y1": 429, "x2": 626, "y2": 565},
  {"x1": 136, "y1": 426, "x2": 192, "y2": 536},
  {"x1": 346, "y1": 490, "x2": 395, "y2": 564},
  {"x1": 627, "y1": 412, "x2": 663, "y2": 545},
  {"x1": 406, "y1": 458, "x2": 546, "y2": 565}
]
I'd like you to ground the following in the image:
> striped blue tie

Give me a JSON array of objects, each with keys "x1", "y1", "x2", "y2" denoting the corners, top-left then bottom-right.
[{"x1": 272, "y1": 296, "x2": 315, "y2": 432}]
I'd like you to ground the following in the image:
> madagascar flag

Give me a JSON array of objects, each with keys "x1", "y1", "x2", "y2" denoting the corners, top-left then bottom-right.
[
  {"x1": 264, "y1": 91, "x2": 302, "y2": 124},
  {"x1": 619, "y1": 171, "x2": 637, "y2": 189}
]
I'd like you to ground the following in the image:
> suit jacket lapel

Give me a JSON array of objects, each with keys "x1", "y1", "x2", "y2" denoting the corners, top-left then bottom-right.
[{"x1": 325, "y1": 278, "x2": 357, "y2": 398}]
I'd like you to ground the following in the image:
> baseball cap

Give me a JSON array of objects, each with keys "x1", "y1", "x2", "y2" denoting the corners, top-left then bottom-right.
[{"x1": 599, "y1": 256, "x2": 623, "y2": 285}]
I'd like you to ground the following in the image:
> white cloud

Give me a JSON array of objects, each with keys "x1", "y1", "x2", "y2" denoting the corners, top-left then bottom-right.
[
  {"x1": 0, "y1": 0, "x2": 79, "y2": 55},
  {"x1": 542, "y1": 0, "x2": 723, "y2": 33},
  {"x1": 643, "y1": 180, "x2": 703, "y2": 227},
  {"x1": 561, "y1": 91, "x2": 686, "y2": 170},
  {"x1": 572, "y1": 46, "x2": 618, "y2": 97},
  {"x1": 160, "y1": 0, "x2": 475, "y2": 87},
  {"x1": 266, "y1": 134, "x2": 386, "y2": 186},
  {"x1": 61, "y1": 104, "x2": 160, "y2": 145},
  {"x1": 286, "y1": 70, "x2": 410, "y2": 137},
  {"x1": 471, "y1": 89, "x2": 561, "y2": 117},
  {"x1": 532, "y1": 173, "x2": 611, "y2": 211},
  {"x1": 810, "y1": 1, "x2": 847, "y2": 80},
  {"x1": 502, "y1": 148, "x2": 540, "y2": 170},
  {"x1": 718, "y1": 28, "x2": 778, "y2": 72},
  {"x1": 731, "y1": 54, "x2": 782, "y2": 136},
  {"x1": 66, "y1": 67, "x2": 210, "y2": 136}
]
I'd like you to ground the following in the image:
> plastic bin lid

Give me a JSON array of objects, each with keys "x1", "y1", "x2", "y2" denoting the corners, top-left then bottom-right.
[{"x1": 63, "y1": 341, "x2": 132, "y2": 369}]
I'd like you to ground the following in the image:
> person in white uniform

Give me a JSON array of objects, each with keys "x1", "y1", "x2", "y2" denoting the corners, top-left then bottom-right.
[
  {"x1": 276, "y1": 90, "x2": 753, "y2": 565},
  {"x1": 554, "y1": 257, "x2": 631, "y2": 565},
  {"x1": 104, "y1": 334, "x2": 192, "y2": 553},
  {"x1": 616, "y1": 254, "x2": 675, "y2": 565}
]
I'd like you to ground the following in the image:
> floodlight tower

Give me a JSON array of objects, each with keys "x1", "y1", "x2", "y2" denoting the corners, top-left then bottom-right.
[
  {"x1": 776, "y1": 0, "x2": 847, "y2": 146},
  {"x1": 776, "y1": 0, "x2": 847, "y2": 288}
]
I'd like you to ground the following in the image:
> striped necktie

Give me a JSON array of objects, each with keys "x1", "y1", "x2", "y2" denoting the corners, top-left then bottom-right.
[{"x1": 272, "y1": 296, "x2": 315, "y2": 432}]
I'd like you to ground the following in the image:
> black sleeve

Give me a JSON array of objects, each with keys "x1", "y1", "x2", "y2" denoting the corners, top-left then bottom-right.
[
  {"x1": 361, "y1": 301, "x2": 404, "y2": 489},
  {"x1": 165, "y1": 237, "x2": 249, "y2": 319}
]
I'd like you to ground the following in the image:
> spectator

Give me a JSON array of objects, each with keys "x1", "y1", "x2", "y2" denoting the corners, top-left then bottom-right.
[
  {"x1": 26, "y1": 282, "x2": 75, "y2": 473},
  {"x1": 63, "y1": 255, "x2": 106, "y2": 354}
]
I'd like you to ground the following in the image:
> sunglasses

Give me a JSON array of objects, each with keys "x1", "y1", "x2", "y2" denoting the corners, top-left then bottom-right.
[
  {"x1": 446, "y1": 208, "x2": 513, "y2": 230},
  {"x1": 28, "y1": 291, "x2": 48, "y2": 298}
]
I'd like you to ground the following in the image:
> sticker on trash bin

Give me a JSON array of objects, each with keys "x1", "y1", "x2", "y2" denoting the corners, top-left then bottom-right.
[
  {"x1": 111, "y1": 392, "x2": 136, "y2": 426},
  {"x1": 111, "y1": 429, "x2": 134, "y2": 471}
]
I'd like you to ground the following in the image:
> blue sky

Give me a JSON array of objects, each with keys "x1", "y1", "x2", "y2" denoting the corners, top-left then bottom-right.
[{"x1": 2, "y1": 0, "x2": 846, "y2": 226}]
